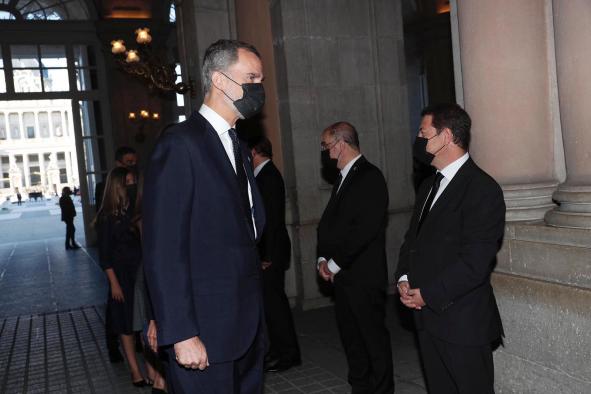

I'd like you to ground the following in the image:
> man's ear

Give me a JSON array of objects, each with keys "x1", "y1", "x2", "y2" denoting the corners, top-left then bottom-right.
[{"x1": 211, "y1": 71, "x2": 225, "y2": 91}]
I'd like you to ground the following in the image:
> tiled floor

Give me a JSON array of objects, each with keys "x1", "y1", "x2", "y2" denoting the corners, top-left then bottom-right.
[{"x1": 0, "y1": 202, "x2": 427, "y2": 393}]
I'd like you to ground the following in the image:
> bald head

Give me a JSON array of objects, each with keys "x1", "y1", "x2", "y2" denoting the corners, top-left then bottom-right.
[{"x1": 323, "y1": 121, "x2": 360, "y2": 152}]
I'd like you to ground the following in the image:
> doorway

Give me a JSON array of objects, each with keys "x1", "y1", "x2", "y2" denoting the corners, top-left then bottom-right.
[{"x1": 0, "y1": 31, "x2": 113, "y2": 246}]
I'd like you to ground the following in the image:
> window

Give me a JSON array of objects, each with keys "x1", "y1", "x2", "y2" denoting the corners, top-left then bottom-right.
[
  {"x1": 0, "y1": 113, "x2": 6, "y2": 139},
  {"x1": 169, "y1": 2, "x2": 176, "y2": 23},
  {"x1": 1, "y1": 156, "x2": 8, "y2": 164},
  {"x1": 51, "y1": 111, "x2": 63, "y2": 137},
  {"x1": 11, "y1": 45, "x2": 69, "y2": 93},
  {"x1": 59, "y1": 168, "x2": 67, "y2": 183},
  {"x1": 1, "y1": 172, "x2": 9, "y2": 189},
  {"x1": 74, "y1": 45, "x2": 97, "y2": 91},
  {"x1": 38, "y1": 111, "x2": 49, "y2": 138},
  {"x1": 23, "y1": 112, "x2": 35, "y2": 138},
  {"x1": 9, "y1": 113, "x2": 20, "y2": 139},
  {"x1": 0, "y1": 1, "x2": 91, "y2": 21},
  {"x1": 0, "y1": 51, "x2": 5, "y2": 93},
  {"x1": 30, "y1": 166, "x2": 41, "y2": 185},
  {"x1": 57, "y1": 152, "x2": 65, "y2": 161}
]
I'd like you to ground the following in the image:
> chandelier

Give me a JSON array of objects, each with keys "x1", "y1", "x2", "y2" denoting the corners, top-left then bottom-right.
[{"x1": 110, "y1": 28, "x2": 193, "y2": 95}]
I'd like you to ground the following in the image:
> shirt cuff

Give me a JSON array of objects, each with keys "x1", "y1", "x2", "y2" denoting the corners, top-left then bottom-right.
[
  {"x1": 317, "y1": 257, "x2": 327, "y2": 270},
  {"x1": 398, "y1": 274, "x2": 408, "y2": 283},
  {"x1": 327, "y1": 259, "x2": 341, "y2": 274}
]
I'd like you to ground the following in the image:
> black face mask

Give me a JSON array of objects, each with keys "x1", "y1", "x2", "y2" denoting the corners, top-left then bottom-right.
[
  {"x1": 413, "y1": 136, "x2": 435, "y2": 165},
  {"x1": 220, "y1": 73, "x2": 265, "y2": 119}
]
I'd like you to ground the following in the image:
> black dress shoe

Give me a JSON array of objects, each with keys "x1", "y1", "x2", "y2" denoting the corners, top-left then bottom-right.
[{"x1": 265, "y1": 359, "x2": 302, "y2": 373}]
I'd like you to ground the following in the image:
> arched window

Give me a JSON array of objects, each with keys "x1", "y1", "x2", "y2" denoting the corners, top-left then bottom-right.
[{"x1": 0, "y1": 0, "x2": 91, "y2": 21}]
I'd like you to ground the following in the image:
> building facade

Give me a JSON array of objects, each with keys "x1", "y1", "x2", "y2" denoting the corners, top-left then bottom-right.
[{"x1": 0, "y1": 98, "x2": 79, "y2": 201}]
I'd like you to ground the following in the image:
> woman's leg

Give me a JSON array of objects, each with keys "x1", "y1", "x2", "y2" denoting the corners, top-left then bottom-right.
[{"x1": 120, "y1": 334, "x2": 144, "y2": 382}]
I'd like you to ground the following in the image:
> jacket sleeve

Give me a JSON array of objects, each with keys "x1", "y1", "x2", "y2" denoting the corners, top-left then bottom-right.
[
  {"x1": 258, "y1": 171, "x2": 286, "y2": 262},
  {"x1": 330, "y1": 170, "x2": 388, "y2": 270},
  {"x1": 421, "y1": 179, "x2": 506, "y2": 313},
  {"x1": 97, "y1": 217, "x2": 113, "y2": 270},
  {"x1": 142, "y1": 131, "x2": 200, "y2": 347}
]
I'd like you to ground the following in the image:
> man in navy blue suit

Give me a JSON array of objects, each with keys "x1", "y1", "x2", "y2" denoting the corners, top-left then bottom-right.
[{"x1": 143, "y1": 39, "x2": 267, "y2": 393}]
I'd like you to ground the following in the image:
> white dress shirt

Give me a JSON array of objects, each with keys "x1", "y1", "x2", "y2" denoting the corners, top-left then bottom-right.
[
  {"x1": 254, "y1": 158, "x2": 271, "y2": 177},
  {"x1": 318, "y1": 154, "x2": 363, "y2": 274},
  {"x1": 199, "y1": 104, "x2": 257, "y2": 237},
  {"x1": 398, "y1": 152, "x2": 470, "y2": 283}
]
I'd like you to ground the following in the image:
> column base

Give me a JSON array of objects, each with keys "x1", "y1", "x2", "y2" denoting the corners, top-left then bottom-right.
[
  {"x1": 502, "y1": 182, "x2": 557, "y2": 222},
  {"x1": 545, "y1": 184, "x2": 591, "y2": 229}
]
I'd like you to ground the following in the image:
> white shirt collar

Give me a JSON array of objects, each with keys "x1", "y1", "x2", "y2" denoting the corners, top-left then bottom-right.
[
  {"x1": 439, "y1": 152, "x2": 470, "y2": 181},
  {"x1": 254, "y1": 159, "x2": 271, "y2": 177},
  {"x1": 199, "y1": 104, "x2": 233, "y2": 136},
  {"x1": 340, "y1": 154, "x2": 363, "y2": 181}
]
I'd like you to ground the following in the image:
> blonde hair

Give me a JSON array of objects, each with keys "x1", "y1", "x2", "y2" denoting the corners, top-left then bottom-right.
[{"x1": 93, "y1": 167, "x2": 130, "y2": 225}]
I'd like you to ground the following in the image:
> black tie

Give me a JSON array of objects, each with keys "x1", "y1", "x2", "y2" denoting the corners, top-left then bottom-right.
[
  {"x1": 331, "y1": 173, "x2": 343, "y2": 199},
  {"x1": 417, "y1": 172, "x2": 444, "y2": 232},
  {"x1": 228, "y1": 128, "x2": 254, "y2": 235}
]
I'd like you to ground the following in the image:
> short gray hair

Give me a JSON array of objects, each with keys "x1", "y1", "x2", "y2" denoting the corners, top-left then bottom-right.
[{"x1": 201, "y1": 39, "x2": 261, "y2": 93}]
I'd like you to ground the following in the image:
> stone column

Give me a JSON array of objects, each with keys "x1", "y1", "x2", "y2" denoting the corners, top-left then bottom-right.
[
  {"x1": 23, "y1": 154, "x2": 30, "y2": 188},
  {"x1": 453, "y1": 0, "x2": 561, "y2": 221},
  {"x1": 544, "y1": 0, "x2": 591, "y2": 229}
]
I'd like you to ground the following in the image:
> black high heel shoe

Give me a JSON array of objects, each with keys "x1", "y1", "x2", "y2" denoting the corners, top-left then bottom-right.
[{"x1": 132, "y1": 379, "x2": 148, "y2": 388}]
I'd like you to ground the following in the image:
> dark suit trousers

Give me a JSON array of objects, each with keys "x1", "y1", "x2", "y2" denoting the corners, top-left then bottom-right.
[
  {"x1": 164, "y1": 324, "x2": 265, "y2": 394},
  {"x1": 262, "y1": 262, "x2": 300, "y2": 362},
  {"x1": 334, "y1": 282, "x2": 394, "y2": 394},
  {"x1": 64, "y1": 219, "x2": 75, "y2": 246},
  {"x1": 418, "y1": 330, "x2": 494, "y2": 394}
]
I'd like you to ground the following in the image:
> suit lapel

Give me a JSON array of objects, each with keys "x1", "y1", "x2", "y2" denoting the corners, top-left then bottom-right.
[
  {"x1": 331, "y1": 156, "x2": 366, "y2": 204},
  {"x1": 418, "y1": 159, "x2": 476, "y2": 234},
  {"x1": 241, "y1": 143, "x2": 264, "y2": 241},
  {"x1": 196, "y1": 112, "x2": 259, "y2": 240}
]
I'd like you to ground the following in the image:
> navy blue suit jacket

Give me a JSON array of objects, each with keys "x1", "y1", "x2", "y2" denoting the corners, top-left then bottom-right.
[{"x1": 143, "y1": 111, "x2": 265, "y2": 363}]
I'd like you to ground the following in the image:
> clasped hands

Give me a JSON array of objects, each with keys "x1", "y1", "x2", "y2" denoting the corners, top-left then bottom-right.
[
  {"x1": 398, "y1": 281, "x2": 426, "y2": 310},
  {"x1": 318, "y1": 260, "x2": 335, "y2": 282},
  {"x1": 174, "y1": 336, "x2": 209, "y2": 370}
]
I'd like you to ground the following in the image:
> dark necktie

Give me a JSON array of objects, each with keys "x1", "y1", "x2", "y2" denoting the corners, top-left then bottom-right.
[
  {"x1": 417, "y1": 172, "x2": 444, "y2": 232},
  {"x1": 331, "y1": 173, "x2": 343, "y2": 199},
  {"x1": 228, "y1": 128, "x2": 254, "y2": 235}
]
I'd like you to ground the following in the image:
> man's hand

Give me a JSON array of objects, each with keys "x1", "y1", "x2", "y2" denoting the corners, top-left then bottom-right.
[
  {"x1": 400, "y1": 287, "x2": 426, "y2": 310},
  {"x1": 174, "y1": 336, "x2": 209, "y2": 370},
  {"x1": 397, "y1": 281, "x2": 410, "y2": 297},
  {"x1": 261, "y1": 261, "x2": 272, "y2": 270},
  {"x1": 147, "y1": 320, "x2": 158, "y2": 353},
  {"x1": 318, "y1": 260, "x2": 332, "y2": 282}
]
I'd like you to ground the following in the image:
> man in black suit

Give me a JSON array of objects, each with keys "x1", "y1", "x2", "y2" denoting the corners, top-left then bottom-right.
[
  {"x1": 143, "y1": 39, "x2": 266, "y2": 393},
  {"x1": 317, "y1": 122, "x2": 394, "y2": 394},
  {"x1": 249, "y1": 136, "x2": 301, "y2": 373},
  {"x1": 396, "y1": 104, "x2": 505, "y2": 393}
]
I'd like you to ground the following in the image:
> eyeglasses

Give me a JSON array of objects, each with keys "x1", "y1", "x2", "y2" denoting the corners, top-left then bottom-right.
[{"x1": 320, "y1": 139, "x2": 339, "y2": 151}]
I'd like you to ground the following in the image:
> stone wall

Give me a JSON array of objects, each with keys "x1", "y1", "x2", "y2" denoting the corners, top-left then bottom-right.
[
  {"x1": 492, "y1": 223, "x2": 591, "y2": 392},
  {"x1": 269, "y1": 0, "x2": 414, "y2": 308}
]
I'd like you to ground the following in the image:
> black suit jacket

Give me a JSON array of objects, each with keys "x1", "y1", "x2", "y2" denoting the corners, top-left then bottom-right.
[
  {"x1": 396, "y1": 158, "x2": 505, "y2": 346},
  {"x1": 142, "y1": 111, "x2": 265, "y2": 363},
  {"x1": 317, "y1": 156, "x2": 389, "y2": 289},
  {"x1": 255, "y1": 161, "x2": 291, "y2": 269},
  {"x1": 59, "y1": 195, "x2": 76, "y2": 222}
]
